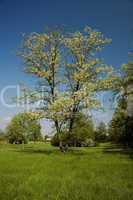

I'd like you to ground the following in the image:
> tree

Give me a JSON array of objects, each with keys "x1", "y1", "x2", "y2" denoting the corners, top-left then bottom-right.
[
  {"x1": 0, "y1": 129, "x2": 6, "y2": 144},
  {"x1": 19, "y1": 27, "x2": 119, "y2": 150},
  {"x1": 109, "y1": 108, "x2": 133, "y2": 147},
  {"x1": 27, "y1": 121, "x2": 42, "y2": 142},
  {"x1": 69, "y1": 113, "x2": 94, "y2": 146},
  {"x1": 6, "y1": 112, "x2": 42, "y2": 144},
  {"x1": 122, "y1": 53, "x2": 133, "y2": 87},
  {"x1": 109, "y1": 52, "x2": 133, "y2": 147},
  {"x1": 121, "y1": 53, "x2": 133, "y2": 117},
  {"x1": 115, "y1": 52, "x2": 133, "y2": 117},
  {"x1": 51, "y1": 113, "x2": 94, "y2": 147},
  {"x1": 94, "y1": 122, "x2": 107, "y2": 142},
  {"x1": 0, "y1": 129, "x2": 4, "y2": 136},
  {"x1": 19, "y1": 30, "x2": 63, "y2": 134},
  {"x1": 63, "y1": 28, "x2": 118, "y2": 133}
]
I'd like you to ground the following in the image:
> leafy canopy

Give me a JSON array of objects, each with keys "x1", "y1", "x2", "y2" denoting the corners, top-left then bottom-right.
[{"x1": 19, "y1": 27, "x2": 119, "y2": 133}]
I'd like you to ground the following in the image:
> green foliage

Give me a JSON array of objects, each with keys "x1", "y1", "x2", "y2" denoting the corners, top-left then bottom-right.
[
  {"x1": 0, "y1": 129, "x2": 6, "y2": 143},
  {"x1": 51, "y1": 113, "x2": 95, "y2": 147},
  {"x1": 121, "y1": 53, "x2": 133, "y2": 86},
  {"x1": 116, "y1": 52, "x2": 133, "y2": 114},
  {"x1": 109, "y1": 111, "x2": 133, "y2": 147},
  {"x1": 19, "y1": 27, "x2": 119, "y2": 137},
  {"x1": 109, "y1": 52, "x2": 133, "y2": 147},
  {"x1": 94, "y1": 122, "x2": 108, "y2": 142},
  {"x1": 27, "y1": 122, "x2": 42, "y2": 142},
  {"x1": 6, "y1": 112, "x2": 42, "y2": 144},
  {"x1": 69, "y1": 113, "x2": 94, "y2": 146}
]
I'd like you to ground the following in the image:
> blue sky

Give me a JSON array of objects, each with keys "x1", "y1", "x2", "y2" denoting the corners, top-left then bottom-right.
[{"x1": 0, "y1": 0, "x2": 132, "y2": 132}]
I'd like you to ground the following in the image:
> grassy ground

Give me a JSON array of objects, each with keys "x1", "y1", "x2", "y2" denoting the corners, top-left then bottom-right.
[{"x1": 0, "y1": 143, "x2": 133, "y2": 200}]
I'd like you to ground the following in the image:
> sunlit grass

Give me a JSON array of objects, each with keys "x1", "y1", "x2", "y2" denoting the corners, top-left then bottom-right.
[{"x1": 0, "y1": 143, "x2": 133, "y2": 200}]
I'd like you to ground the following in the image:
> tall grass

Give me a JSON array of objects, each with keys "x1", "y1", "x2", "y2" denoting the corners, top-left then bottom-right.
[{"x1": 0, "y1": 143, "x2": 133, "y2": 200}]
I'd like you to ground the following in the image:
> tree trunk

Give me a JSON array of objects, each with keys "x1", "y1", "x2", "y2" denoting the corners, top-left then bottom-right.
[
  {"x1": 59, "y1": 141, "x2": 68, "y2": 153},
  {"x1": 74, "y1": 140, "x2": 77, "y2": 147},
  {"x1": 69, "y1": 82, "x2": 80, "y2": 133},
  {"x1": 54, "y1": 120, "x2": 65, "y2": 152}
]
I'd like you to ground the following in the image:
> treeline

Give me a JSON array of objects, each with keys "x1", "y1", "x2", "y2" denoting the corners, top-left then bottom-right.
[
  {"x1": 51, "y1": 113, "x2": 109, "y2": 147},
  {"x1": 0, "y1": 108, "x2": 132, "y2": 148},
  {"x1": 0, "y1": 111, "x2": 109, "y2": 146}
]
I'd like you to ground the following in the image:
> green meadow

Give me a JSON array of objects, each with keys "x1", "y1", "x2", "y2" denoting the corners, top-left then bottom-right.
[{"x1": 0, "y1": 143, "x2": 133, "y2": 200}]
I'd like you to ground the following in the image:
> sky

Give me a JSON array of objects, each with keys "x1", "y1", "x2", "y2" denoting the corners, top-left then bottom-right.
[{"x1": 0, "y1": 0, "x2": 133, "y2": 132}]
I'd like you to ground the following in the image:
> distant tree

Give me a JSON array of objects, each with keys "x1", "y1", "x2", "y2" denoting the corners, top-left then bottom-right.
[
  {"x1": 0, "y1": 129, "x2": 6, "y2": 143},
  {"x1": 94, "y1": 122, "x2": 107, "y2": 142},
  {"x1": 6, "y1": 112, "x2": 42, "y2": 144},
  {"x1": 121, "y1": 53, "x2": 133, "y2": 117},
  {"x1": 0, "y1": 129, "x2": 4, "y2": 136},
  {"x1": 51, "y1": 112, "x2": 95, "y2": 147},
  {"x1": 109, "y1": 52, "x2": 133, "y2": 147},
  {"x1": 109, "y1": 105, "x2": 133, "y2": 147},
  {"x1": 27, "y1": 122, "x2": 42, "y2": 142},
  {"x1": 121, "y1": 52, "x2": 133, "y2": 87},
  {"x1": 69, "y1": 113, "x2": 94, "y2": 147},
  {"x1": 116, "y1": 52, "x2": 133, "y2": 116}
]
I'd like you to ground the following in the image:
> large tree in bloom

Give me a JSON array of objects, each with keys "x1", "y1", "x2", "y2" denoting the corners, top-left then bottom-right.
[
  {"x1": 19, "y1": 27, "x2": 119, "y2": 135},
  {"x1": 19, "y1": 30, "x2": 63, "y2": 133},
  {"x1": 63, "y1": 27, "x2": 118, "y2": 132}
]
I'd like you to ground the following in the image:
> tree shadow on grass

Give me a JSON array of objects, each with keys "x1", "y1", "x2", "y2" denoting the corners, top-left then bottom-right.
[
  {"x1": 103, "y1": 144, "x2": 133, "y2": 159},
  {"x1": 17, "y1": 147, "x2": 90, "y2": 156},
  {"x1": 14, "y1": 146, "x2": 96, "y2": 156},
  {"x1": 23, "y1": 148, "x2": 58, "y2": 155},
  {"x1": 14, "y1": 146, "x2": 59, "y2": 155},
  {"x1": 11, "y1": 143, "x2": 133, "y2": 158}
]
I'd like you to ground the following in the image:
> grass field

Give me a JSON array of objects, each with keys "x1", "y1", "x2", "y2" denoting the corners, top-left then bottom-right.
[{"x1": 0, "y1": 143, "x2": 133, "y2": 200}]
